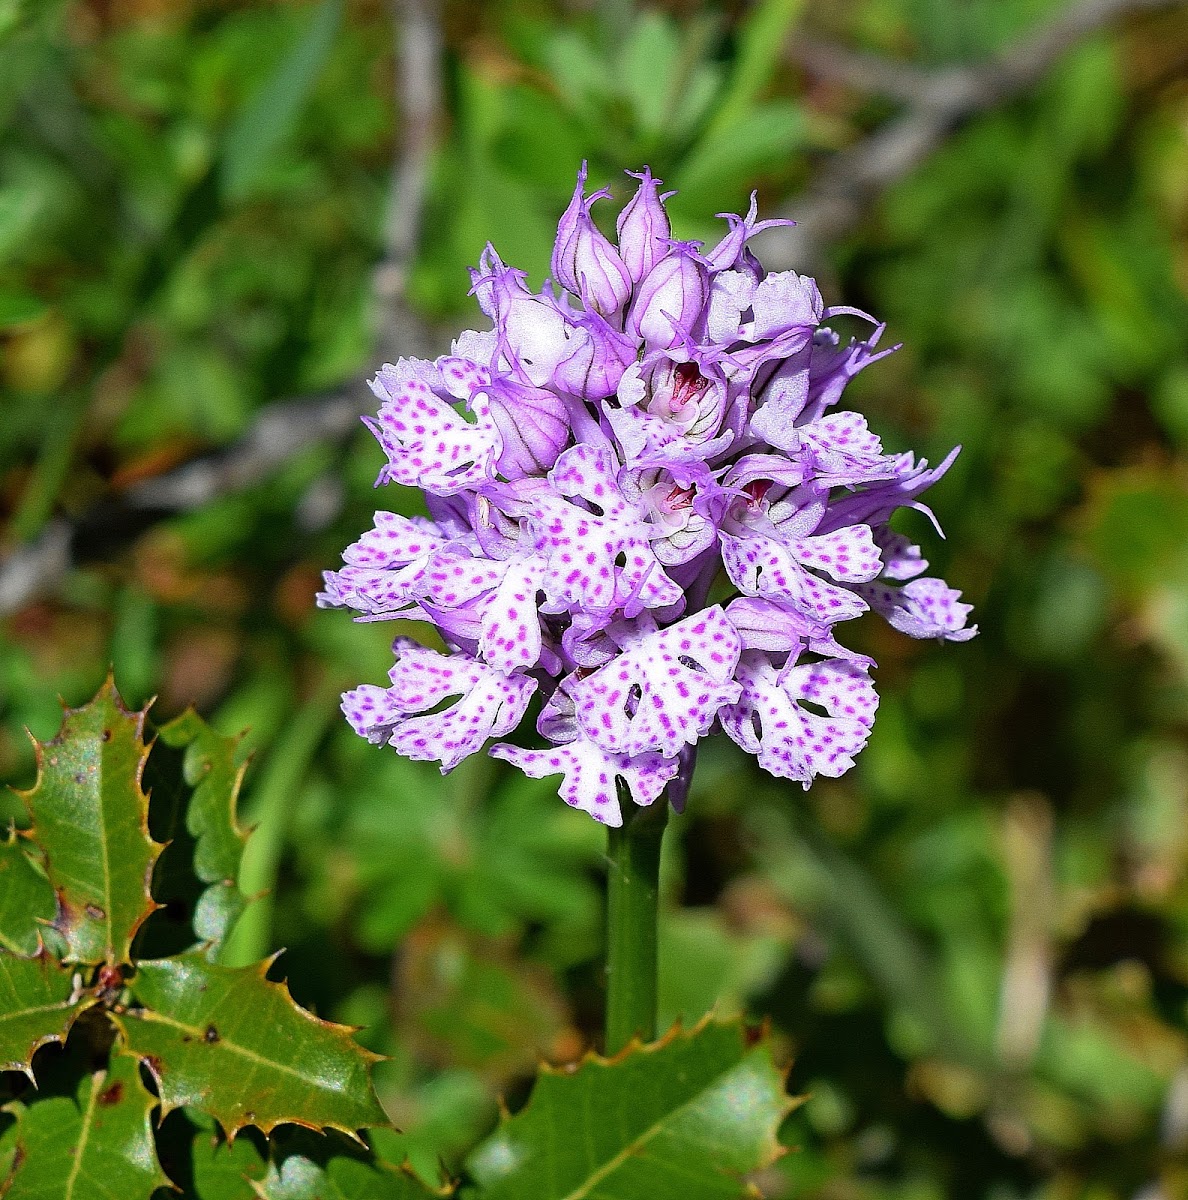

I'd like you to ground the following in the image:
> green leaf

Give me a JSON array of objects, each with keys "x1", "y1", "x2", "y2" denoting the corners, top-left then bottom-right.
[
  {"x1": 222, "y1": 688, "x2": 337, "y2": 968},
  {"x1": 751, "y1": 807, "x2": 981, "y2": 1068},
  {"x1": 672, "y1": 100, "x2": 802, "y2": 215},
  {"x1": 2, "y1": 1049, "x2": 171, "y2": 1199},
  {"x1": 17, "y1": 676, "x2": 163, "y2": 965},
  {"x1": 0, "y1": 951, "x2": 88, "y2": 1077},
  {"x1": 396, "y1": 924, "x2": 569, "y2": 1080},
  {"x1": 658, "y1": 907, "x2": 794, "y2": 1032},
  {"x1": 464, "y1": 1018, "x2": 796, "y2": 1199},
  {"x1": 0, "y1": 289, "x2": 47, "y2": 329},
  {"x1": 618, "y1": 11, "x2": 682, "y2": 138},
  {"x1": 172, "y1": 1111, "x2": 269, "y2": 1199},
  {"x1": 0, "y1": 833, "x2": 53, "y2": 956},
  {"x1": 703, "y1": 0, "x2": 805, "y2": 138},
  {"x1": 117, "y1": 950, "x2": 387, "y2": 1137},
  {"x1": 251, "y1": 1130, "x2": 447, "y2": 1199},
  {"x1": 156, "y1": 709, "x2": 250, "y2": 954},
  {"x1": 219, "y1": 0, "x2": 344, "y2": 202}
]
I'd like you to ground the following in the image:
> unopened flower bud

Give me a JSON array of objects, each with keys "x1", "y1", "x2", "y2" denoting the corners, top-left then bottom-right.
[
  {"x1": 552, "y1": 163, "x2": 632, "y2": 318},
  {"x1": 485, "y1": 379, "x2": 569, "y2": 478},
  {"x1": 627, "y1": 241, "x2": 709, "y2": 350},
  {"x1": 552, "y1": 314, "x2": 636, "y2": 399},
  {"x1": 616, "y1": 168, "x2": 671, "y2": 284}
]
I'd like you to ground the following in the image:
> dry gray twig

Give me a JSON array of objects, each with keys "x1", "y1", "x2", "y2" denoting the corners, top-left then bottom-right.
[
  {"x1": 754, "y1": 0, "x2": 1184, "y2": 269},
  {"x1": 0, "y1": 0, "x2": 446, "y2": 616},
  {"x1": 375, "y1": 0, "x2": 443, "y2": 364}
]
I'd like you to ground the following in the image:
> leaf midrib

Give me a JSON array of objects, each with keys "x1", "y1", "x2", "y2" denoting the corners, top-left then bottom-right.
[
  {"x1": 63, "y1": 1070, "x2": 101, "y2": 1200},
  {"x1": 131, "y1": 1008, "x2": 343, "y2": 1092},
  {"x1": 559, "y1": 1054, "x2": 754, "y2": 1200},
  {"x1": 0, "y1": 997, "x2": 76, "y2": 1024}
]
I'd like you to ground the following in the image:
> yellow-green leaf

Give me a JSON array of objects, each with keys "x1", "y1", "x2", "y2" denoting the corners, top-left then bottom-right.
[
  {"x1": 0, "y1": 951, "x2": 88, "y2": 1077},
  {"x1": 17, "y1": 677, "x2": 163, "y2": 965},
  {"x1": 2, "y1": 1049, "x2": 171, "y2": 1199},
  {"x1": 116, "y1": 951, "x2": 387, "y2": 1137},
  {"x1": 0, "y1": 833, "x2": 53, "y2": 957},
  {"x1": 465, "y1": 1018, "x2": 797, "y2": 1200}
]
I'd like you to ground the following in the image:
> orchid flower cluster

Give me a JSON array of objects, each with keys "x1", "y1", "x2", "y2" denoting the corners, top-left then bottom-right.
[{"x1": 319, "y1": 165, "x2": 975, "y2": 826}]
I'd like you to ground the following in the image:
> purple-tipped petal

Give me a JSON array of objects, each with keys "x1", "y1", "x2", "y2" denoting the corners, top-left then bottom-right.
[
  {"x1": 531, "y1": 443, "x2": 684, "y2": 614},
  {"x1": 858, "y1": 576, "x2": 978, "y2": 641},
  {"x1": 721, "y1": 533, "x2": 871, "y2": 625},
  {"x1": 367, "y1": 365, "x2": 501, "y2": 495},
  {"x1": 876, "y1": 530, "x2": 929, "y2": 580},
  {"x1": 343, "y1": 639, "x2": 537, "y2": 772},
  {"x1": 478, "y1": 558, "x2": 546, "y2": 671}
]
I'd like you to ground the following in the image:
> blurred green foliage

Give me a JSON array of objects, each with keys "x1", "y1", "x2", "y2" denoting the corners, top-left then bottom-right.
[{"x1": 3, "y1": 0, "x2": 1188, "y2": 1196}]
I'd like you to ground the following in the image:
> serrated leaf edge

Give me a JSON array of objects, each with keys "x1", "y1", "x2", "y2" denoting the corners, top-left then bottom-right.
[
  {"x1": 117, "y1": 952, "x2": 389, "y2": 1142},
  {"x1": 16, "y1": 673, "x2": 167, "y2": 966},
  {"x1": 2, "y1": 1044, "x2": 174, "y2": 1197},
  {"x1": 158, "y1": 706, "x2": 251, "y2": 865},
  {"x1": 488, "y1": 1012, "x2": 800, "y2": 1195},
  {"x1": 156, "y1": 706, "x2": 252, "y2": 955},
  {"x1": 247, "y1": 1155, "x2": 456, "y2": 1199},
  {"x1": 0, "y1": 950, "x2": 95, "y2": 1080}
]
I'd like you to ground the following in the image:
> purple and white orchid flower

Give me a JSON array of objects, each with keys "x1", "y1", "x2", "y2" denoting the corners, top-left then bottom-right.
[{"x1": 320, "y1": 164, "x2": 975, "y2": 825}]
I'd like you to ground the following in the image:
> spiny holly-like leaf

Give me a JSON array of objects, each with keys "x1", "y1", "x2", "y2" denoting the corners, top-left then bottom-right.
[
  {"x1": 250, "y1": 1130, "x2": 449, "y2": 1199},
  {"x1": 464, "y1": 1018, "x2": 797, "y2": 1200},
  {"x1": 16, "y1": 676, "x2": 164, "y2": 965},
  {"x1": 0, "y1": 833, "x2": 53, "y2": 957},
  {"x1": 1, "y1": 1048, "x2": 171, "y2": 1199},
  {"x1": 0, "y1": 951, "x2": 89, "y2": 1077},
  {"x1": 163, "y1": 1110, "x2": 269, "y2": 1199},
  {"x1": 116, "y1": 950, "x2": 388, "y2": 1137},
  {"x1": 156, "y1": 709, "x2": 250, "y2": 954}
]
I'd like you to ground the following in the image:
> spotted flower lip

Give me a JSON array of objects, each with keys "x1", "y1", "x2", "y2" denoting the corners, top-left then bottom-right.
[{"x1": 320, "y1": 164, "x2": 976, "y2": 826}]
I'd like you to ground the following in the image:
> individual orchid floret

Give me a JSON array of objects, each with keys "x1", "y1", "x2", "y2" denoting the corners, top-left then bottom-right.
[
  {"x1": 321, "y1": 162, "x2": 975, "y2": 826},
  {"x1": 492, "y1": 685, "x2": 679, "y2": 825},
  {"x1": 616, "y1": 167, "x2": 672, "y2": 284},
  {"x1": 627, "y1": 240, "x2": 710, "y2": 350},
  {"x1": 552, "y1": 162, "x2": 633, "y2": 318},
  {"x1": 720, "y1": 650, "x2": 878, "y2": 785},
  {"x1": 342, "y1": 639, "x2": 537, "y2": 772},
  {"x1": 568, "y1": 607, "x2": 743, "y2": 759}
]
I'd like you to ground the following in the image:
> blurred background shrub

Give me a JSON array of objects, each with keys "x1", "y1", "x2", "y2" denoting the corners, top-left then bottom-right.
[{"x1": 3, "y1": 0, "x2": 1188, "y2": 1195}]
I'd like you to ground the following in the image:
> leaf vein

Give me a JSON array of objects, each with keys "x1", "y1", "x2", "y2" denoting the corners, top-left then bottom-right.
[
  {"x1": 559, "y1": 1059, "x2": 754, "y2": 1200},
  {"x1": 132, "y1": 1009, "x2": 341, "y2": 1090},
  {"x1": 64, "y1": 1069, "x2": 101, "y2": 1200}
]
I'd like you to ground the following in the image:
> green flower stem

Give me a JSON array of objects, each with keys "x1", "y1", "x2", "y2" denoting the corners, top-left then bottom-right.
[
  {"x1": 605, "y1": 796, "x2": 668, "y2": 1054},
  {"x1": 222, "y1": 684, "x2": 339, "y2": 967}
]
